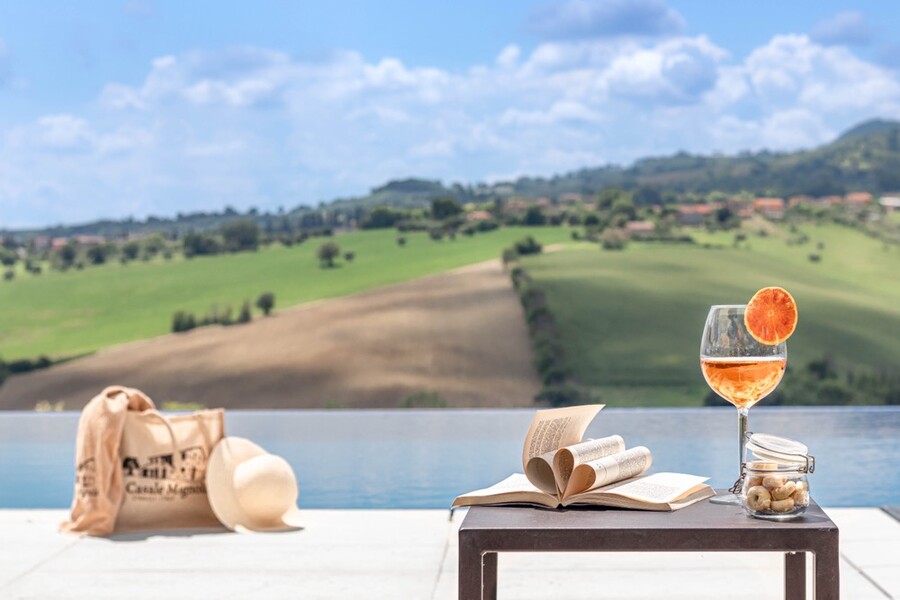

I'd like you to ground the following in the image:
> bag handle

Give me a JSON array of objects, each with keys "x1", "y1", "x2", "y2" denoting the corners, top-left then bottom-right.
[{"x1": 142, "y1": 410, "x2": 184, "y2": 480}]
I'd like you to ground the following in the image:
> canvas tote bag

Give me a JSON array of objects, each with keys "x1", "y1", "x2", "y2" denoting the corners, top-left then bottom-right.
[{"x1": 114, "y1": 407, "x2": 225, "y2": 532}]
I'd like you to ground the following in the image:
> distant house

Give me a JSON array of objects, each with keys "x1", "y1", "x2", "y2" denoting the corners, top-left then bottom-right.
[
  {"x1": 466, "y1": 210, "x2": 493, "y2": 222},
  {"x1": 624, "y1": 220, "x2": 656, "y2": 238},
  {"x1": 844, "y1": 192, "x2": 873, "y2": 206},
  {"x1": 879, "y1": 195, "x2": 900, "y2": 212},
  {"x1": 51, "y1": 238, "x2": 69, "y2": 250},
  {"x1": 535, "y1": 197, "x2": 553, "y2": 208},
  {"x1": 676, "y1": 204, "x2": 713, "y2": 226},
  {"x1": 753, "y1": 197, "x2": 785, "y2": 219}
]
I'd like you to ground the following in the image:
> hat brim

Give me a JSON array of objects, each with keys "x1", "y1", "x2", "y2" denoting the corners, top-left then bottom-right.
[{"x1": 206, "y1": 437, "x2": 304, "y2": 533}]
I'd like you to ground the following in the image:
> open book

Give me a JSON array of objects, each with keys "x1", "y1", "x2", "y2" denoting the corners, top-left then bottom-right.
[{"x1": 453, "y1": 404, "x2": 715, "y2": 511}]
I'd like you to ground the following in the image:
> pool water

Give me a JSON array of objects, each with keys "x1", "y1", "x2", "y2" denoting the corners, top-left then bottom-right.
[{"x1": 0, "y1": 407, "x2": 897, "y2": 508}]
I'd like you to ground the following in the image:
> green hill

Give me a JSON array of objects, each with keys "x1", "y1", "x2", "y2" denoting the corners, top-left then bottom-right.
[
  {"x1": 511, "y1": 119, "x2": 900, "y2": 199},
  {"x1": 0, "y1": 227, "x2": 571, "y2": 360},
  {"x1": 521, "y1": 223, "x2": 900, "y2": 406}
]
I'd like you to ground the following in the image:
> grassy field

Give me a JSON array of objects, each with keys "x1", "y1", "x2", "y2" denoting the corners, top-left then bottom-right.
[
  {"x1": 0, "y1": 227, "x2": 571, "y2": 359},
  {"x1": 522, "y1": 223, "x2": 900, "y2": 406}
]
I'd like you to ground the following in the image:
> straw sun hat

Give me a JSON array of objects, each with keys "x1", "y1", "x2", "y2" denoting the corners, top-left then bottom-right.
[{"x1": 205, "y1": 437, "x2": 304, "y2": 533}]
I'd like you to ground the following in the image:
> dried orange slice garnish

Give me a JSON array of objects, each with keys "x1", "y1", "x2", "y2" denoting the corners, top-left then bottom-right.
[{"x1": 744, "y1": 286, "x2": 798, "y2": 345}]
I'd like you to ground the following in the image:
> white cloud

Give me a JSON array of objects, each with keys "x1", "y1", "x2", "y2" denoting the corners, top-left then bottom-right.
[
  {"x1": 743, "y1": 35, "x2": 900, "y2": 114},
  {"x1": 496, "y1": 45, "x2": 520, "y2": 69},
  {"x1": 35, "y1": 114, "x2": 94, "y2": 150},
  {"x1": 3, "y1": 32, "x2": 900, "y2": 227},
  {"x1": 500, "y1": 100, "x2": 601, "y2": 125}
]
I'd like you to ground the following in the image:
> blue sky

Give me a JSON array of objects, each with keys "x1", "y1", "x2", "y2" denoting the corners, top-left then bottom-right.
[{"x1": 2, "y1": 0, "x2": 900, "y2": 228}]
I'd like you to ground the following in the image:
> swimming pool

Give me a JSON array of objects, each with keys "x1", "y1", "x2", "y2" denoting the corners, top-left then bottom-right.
[{"x1": 0, "y1": 407, "x2": 897, "y2": 508}]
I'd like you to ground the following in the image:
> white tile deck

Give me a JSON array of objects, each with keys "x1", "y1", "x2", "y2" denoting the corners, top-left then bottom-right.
[{"x1": 0, "y1": 508, "x2": 897, "y2": 599}]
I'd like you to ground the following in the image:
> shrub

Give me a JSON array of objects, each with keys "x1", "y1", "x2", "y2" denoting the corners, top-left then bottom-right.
[
  {"x1": 396, "y1": 236, "x2": 407, "y2": 246},
  {"x1": 343, "y1": 251, "x2": 355, "y2": 262},
  {"x1": 172, "y1": 311, "x2": 196, "y2": 333},
  {"x1": 256, "y1": 292, "x2": 275, "y2": 316},
  {"x1": 523, "y1": 206, "x2": 546, "y2": 226},
  {"x1": 121, "y1": 241, "x2": 141, "y2": 260},
  {"x1": 428, "y1": 228, "x2": 444, "y2": 241},
  {"x1": 3, "y1": 270, "x2": 13, "y2": 281},
  {"x1": 221, "y1": 219, "x2": 260, "y2": 253},
  {"x1": 86, "y1": 244, "x2": 113, "y2": 265},
  {"x1": 362, "y1": 206, "x2": 404, "y2": 229},
  {"x1": 476, "y1": 220, "x2": 499, "y2": 232},
  {"x1": 509, "y1": 266, "x2": 529, "y2": 289},
  {"x1": 431, "y1": 197, "x2": 463, "y2": 220},
  {"x1": 601, "y1": 229, "x2": 628, "y2": 250},
  {"x1": 514, "y1": 236, "x2": 542, "y2": 255},
  {"x1": 237, "y1": 300, "x2": 252, "y2": 324},
  {"x1": 317, "y1": 242, "x2": 340, "y2": 267},
  {"x1": 808, "y1": 253, "x2": 822, "y2": 263},
  {"x1": 183, "y1": 232, "x2": 221, "y2": 258},
  {"x1": 502, "y1": 247, "x2": 519, "y2": 266}
]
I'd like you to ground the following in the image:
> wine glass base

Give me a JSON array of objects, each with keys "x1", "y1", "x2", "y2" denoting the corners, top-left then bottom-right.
[{"x1": 709, "y1": 492, "x2": 741, "y2": 505}]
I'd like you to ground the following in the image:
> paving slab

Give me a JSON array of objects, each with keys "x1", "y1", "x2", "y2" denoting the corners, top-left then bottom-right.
[{"x1": 1, "y1": 508, "x2": 897, "y2": 599}]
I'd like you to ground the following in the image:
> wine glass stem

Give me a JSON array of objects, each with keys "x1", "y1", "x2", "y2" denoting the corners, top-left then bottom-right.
[{"x1": 737, "y1": 407, "x2": 749, "y2": 480}]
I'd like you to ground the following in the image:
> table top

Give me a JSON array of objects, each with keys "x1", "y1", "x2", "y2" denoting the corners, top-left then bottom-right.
[{"x1": 460, "y1": 495, "x2": 838, "y2": 536}]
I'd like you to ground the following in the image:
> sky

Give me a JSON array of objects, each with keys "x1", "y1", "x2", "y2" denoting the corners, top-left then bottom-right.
[{"x1": 2, "y1": 1, "x2": 900, "y2": 228}]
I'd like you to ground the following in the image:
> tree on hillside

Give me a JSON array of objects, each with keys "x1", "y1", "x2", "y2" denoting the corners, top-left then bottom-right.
[
  {"x1": 58, "y1": 243, "x2": 77, "y2": 268},
  {"x1": 121, "y1": 241, "x2": 140, "y2": 261},
  {"x1": 0, "y1": 248, "x2": 17, "y2": 267},
  {"x1": 362, "y1": 206, "x2": 404, "y2": 229},
  {"x1": 317, "y1": 241, "x2": 340, "y2": 268},
  {"x1": 221, "y1": 219, "x2": 260, "y2": 253},
  {"x1": 143, "y1": 234, "x2": 166, "y2": 257},
  {"x1": 183, "y1": 232, "x2": 221, "y2": 258},
  {"x1": 524, "y1": 206, "x2": 546, "y2": 226},
  {"x1": 256, "y1": 292, "x2": 275, "y2": 316},
  {"x1": 431, "y1": 197, "x2": 462, "y2": 220},
  {"x1": 86, "y1": 244, "x2": 113, "y2": 265}
]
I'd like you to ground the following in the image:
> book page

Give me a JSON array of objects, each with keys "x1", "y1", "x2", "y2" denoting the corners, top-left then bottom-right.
[
  {"x1": 562, "y1": 446, "x2": 652, "y2": 499},
  {"x1": 451, "y1": 474, "x2": 557, "y2": 509},
  {"x1": 524, "y1": 449, "x2": 560, "y2": 495},
  {"x1": 521, "y1": 404, "x2": 604, "y2": 469},
  {"x1": 599, "y1": 472, "x2": 709, "y2": 504},
  {"x1": 552, "y1": 435, "x2": 625, "y2": 494}
]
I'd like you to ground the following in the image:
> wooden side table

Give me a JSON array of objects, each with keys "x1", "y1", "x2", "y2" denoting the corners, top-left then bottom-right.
[{"x1": 458, "y1": 497, "x2": 839, "y2": 599}]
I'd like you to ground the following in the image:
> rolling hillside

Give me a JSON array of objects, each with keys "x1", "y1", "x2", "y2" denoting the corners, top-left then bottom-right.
[
  {"x1": 522, "y1": 223, "x2": 900, "y2": 406},
  {"x1": 0, "y1": 228, "x2": 571, "y2": 360},
  {"x1": 0, "y1": 260, "x2": 539, "y2": 410}
]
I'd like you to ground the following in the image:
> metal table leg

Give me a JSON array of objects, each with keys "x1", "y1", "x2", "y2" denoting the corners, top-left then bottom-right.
[{"x1": 784, "y1": 551, "x2": 806, "y2": 599}]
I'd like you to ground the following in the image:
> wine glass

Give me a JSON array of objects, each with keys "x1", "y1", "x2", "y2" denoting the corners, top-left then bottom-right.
[{"x1": 700, "y1": 305, "x2": 786, "y2": 505}]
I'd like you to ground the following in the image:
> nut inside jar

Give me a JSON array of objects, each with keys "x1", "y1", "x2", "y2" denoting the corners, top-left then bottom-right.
[{"x1": 741, "y1": 460, "x2": 809, "y2": 520}]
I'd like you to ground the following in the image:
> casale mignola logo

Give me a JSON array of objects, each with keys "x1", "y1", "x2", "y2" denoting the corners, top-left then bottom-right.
[
  {"x1": 121, "y1": 447, "x2": 209, "y2": 500},
  {"x1": 76, "y1": 458, "x2": 98, "y2": 498},
  {"x1": 122, "y1": 446, "x2": 208, "y2": 482}
]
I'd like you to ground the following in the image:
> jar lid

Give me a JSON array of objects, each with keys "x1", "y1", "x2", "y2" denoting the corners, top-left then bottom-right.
[{"x1": 747, "y1": 433, "x2": 813, "y2": 470}]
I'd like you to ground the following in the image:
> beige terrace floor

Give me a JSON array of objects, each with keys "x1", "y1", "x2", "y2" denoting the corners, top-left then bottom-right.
[{"x1": 0, "y1": 508, "x2": 897, "y2": 599}]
